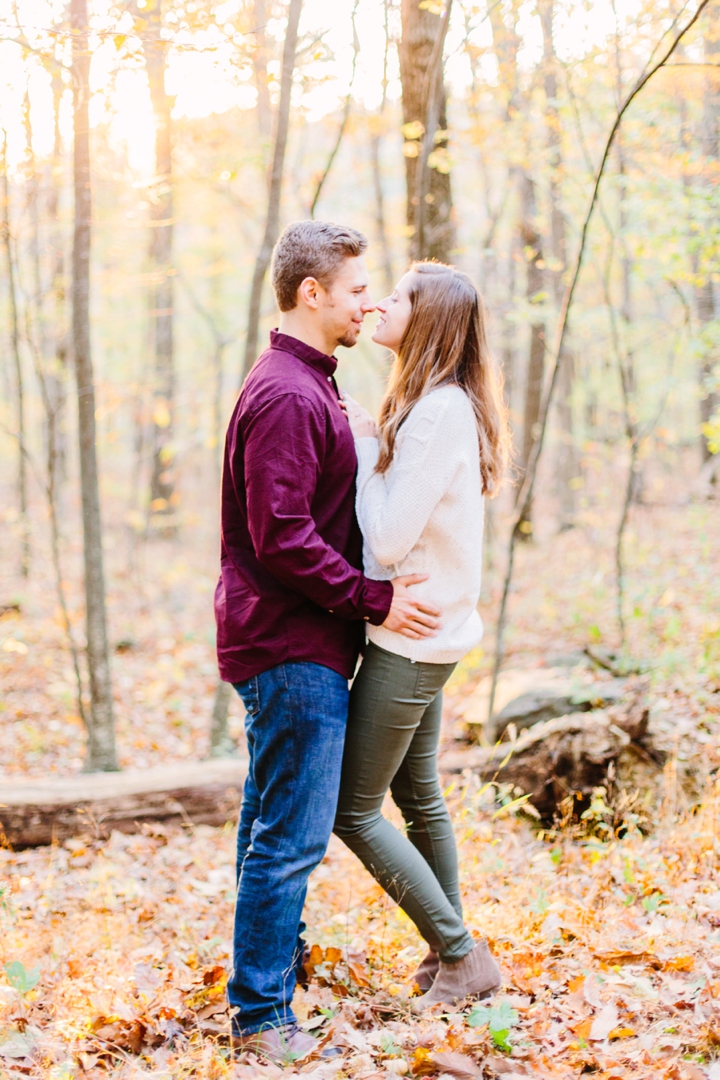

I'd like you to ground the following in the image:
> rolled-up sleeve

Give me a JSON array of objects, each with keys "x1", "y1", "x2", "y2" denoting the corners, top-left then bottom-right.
[{"x1": 239, "y1": 393, "x2": 392, "y2": 624}]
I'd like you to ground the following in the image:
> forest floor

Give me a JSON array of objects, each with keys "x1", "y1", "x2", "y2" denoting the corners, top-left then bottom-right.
[{"x1": 1, "y1": 495, "x2": 720, "y2": 1078}]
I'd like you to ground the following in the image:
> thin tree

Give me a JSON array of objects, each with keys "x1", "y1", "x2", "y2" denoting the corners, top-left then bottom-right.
[
  {"x1": 1, "y1": 131, "x2": 30, "y2": 578},
  {"x1": 47, "y1": 62, "x2": 69, "y2": 489},
  {"x1": 486, "y1": 0, "x2": 714, "y2": 736},
  {"x1": 399, "y1": 0, "x2": 455, "y2": 262},
  {"x1": 251, "y1": 0, "x2": 272, "y2": 142},
  {"x1": 140, "y1": 0, "x2": 177, "y2": 521},
  {"x1": 71, "y1": 0, "x2": 118, "y2": 771},
  {"x1": 370, "y1": 0, "x2": 394, "y2": 297},
  {"x1": 516, "y1": 170, "x2": 546, "y2": 539},
  {"x1": 539, "y1": 0, "x2": 578, "y2": 530},
  {"x1": 697, "y1": 4, "x2": 719, "y2": 464},
  {"x1": 241, "y1": 0, "x2": 303, "y2": 382},
  {"x1": 309, "y1": 0, "x2": 360, "y2": 218}
]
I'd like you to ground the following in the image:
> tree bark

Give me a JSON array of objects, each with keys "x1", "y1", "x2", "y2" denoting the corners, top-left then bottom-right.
[
  {"x1": 698, "y1": 8, "x2": 719, "y2": 464},
  {"x1": 399, "y1": 0, "x2": 455, "y2": 263},
  {"x1": 142, "y1": 0, "x2": 176, "y2": 521},
  {"x1": 517, "y1": 171, "x2": 545, "y2": 539},
  {"x1": 208, "y1": 680, "x2": 237, "y2": 758},
  {"x1": 71, "y1": 0, "x2": 118, "y2": 772},
  {"x1": 1, "y1": 134, "x2": 30, "y2": 578},
  {"x1": 539, "y1": 0, "x2": 577, "y2": 530},
  {"x1": 370, "y1": 0, "x2": 394, "y2": 297},
  {"x1": 241, "y1": 0, "x2": 303, "y2": 382},
  {"x1": 48, "y1": 68, "x2": 69, "y2": 490},
  {"x1": 0, "y1": 761, "x2": 245, "y2": 849},
  {"x1": 251, "y1": 0, "x2": 272, "y2": 141}
]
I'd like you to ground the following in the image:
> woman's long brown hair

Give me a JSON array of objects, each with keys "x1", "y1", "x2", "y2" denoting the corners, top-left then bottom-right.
[{"x1": 376, "y1": 262, "x2": 510, "y2": 496}]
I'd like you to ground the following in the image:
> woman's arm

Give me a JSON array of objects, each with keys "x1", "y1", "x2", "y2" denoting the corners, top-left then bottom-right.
[{"x1": 355, "y1": 394, "x2": 461, "y2": 567}]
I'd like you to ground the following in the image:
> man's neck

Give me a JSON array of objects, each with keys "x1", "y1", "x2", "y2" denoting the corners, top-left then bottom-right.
[{"x1": 278, "y1": 312, "x2": 335, "y2": 357}]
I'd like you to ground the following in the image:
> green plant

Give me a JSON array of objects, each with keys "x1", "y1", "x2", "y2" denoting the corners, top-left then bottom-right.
[
  {"x1": 4, "y1": 961, "x2": 41, "y2": 994},
  {"x1": 467, "y1": 999, "x2": 519, "y2": 1052}
]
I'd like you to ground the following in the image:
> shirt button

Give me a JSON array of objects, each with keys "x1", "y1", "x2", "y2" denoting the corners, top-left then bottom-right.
[{"x1": 329, "y1": 609, "x2": 334, "y2": 613}]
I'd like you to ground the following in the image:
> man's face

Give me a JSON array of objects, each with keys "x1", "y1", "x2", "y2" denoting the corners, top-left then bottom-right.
[{"x1": 318, "y1": 256, "x2": 375, "y2": 350}]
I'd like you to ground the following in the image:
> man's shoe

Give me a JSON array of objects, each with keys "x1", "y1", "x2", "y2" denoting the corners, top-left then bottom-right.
[
  {"x1": 232, "y1": 1023, "x2": 317, "y2": 1065},
  {"x1": 410, "y1": 949, "x2": 439, "y2": 991},
  {"x1": 411, "y1": 939, "x2": 501, "y2": 1013}
]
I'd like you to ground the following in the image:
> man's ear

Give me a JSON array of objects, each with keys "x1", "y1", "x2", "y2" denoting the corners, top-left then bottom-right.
[{"x1": 297, "y1": 276, "x2": 322, "y2": 310}]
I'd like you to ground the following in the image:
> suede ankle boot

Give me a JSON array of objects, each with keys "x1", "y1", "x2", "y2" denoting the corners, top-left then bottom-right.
[
  {"x1": 410, "y1": 949, "x2": 439, "y2": 991},
  {"x1": 412, "y1": 939, "x2": 501, "y2": 1012},
  {"x1": 232, "y1": 1023, "x2": 317, "y2": 1065}
]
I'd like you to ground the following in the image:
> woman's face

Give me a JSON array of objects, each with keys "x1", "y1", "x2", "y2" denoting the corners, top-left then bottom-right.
[{"x1": 371, "y1": 272, "x2": 414, "y2": 352}]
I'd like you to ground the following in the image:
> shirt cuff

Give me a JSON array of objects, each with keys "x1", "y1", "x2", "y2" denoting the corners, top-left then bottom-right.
[
  {"x1": 363, "y1": 578, "x2": 393, "y2": 626},
  {"x1": 355, "y1": 436, "x2": 380, "y2": 481}
]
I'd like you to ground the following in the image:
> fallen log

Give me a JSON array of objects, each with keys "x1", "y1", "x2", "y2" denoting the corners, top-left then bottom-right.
[
  {"x1": 441, "y1": 696, "x2": 654, "y2": 819},
  {"x1": 0, "y1": 759, "x2": 246, "y2": 850}
]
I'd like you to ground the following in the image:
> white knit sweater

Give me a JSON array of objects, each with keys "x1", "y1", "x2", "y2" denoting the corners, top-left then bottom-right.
[{"x1": 355, "y1": 384, "x2": 484, "y2": 664}]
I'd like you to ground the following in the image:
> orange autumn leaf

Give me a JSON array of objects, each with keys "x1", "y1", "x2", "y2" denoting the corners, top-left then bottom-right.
[
  {"x1": 609, "y1": 1025, "x2": 635, "y2": 1039},
  {"x1": 572, "y1": 1018, "x2": 593, "y2": 1040},
  {"x1": 662, "y1": 955, "x2": 694, "y2": 972},
  {"x1": 411, "y1": 1047, "x2": 435, "y2": 1076}
]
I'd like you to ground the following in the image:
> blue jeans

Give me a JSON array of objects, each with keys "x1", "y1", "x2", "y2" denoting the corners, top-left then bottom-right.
[{"x1": 229, "y1": 662, "x2": 349, "y2": 1035}]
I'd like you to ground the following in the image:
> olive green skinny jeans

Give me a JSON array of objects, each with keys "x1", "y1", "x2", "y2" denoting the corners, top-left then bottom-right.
[{"x1": 334, "y1": 641, "x2": 475, "y2": 963}]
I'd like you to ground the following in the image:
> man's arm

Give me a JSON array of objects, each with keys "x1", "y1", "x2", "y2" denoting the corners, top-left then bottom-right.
[{"x1": 238, "y1": 393, "x2": 389, "y2": 622}]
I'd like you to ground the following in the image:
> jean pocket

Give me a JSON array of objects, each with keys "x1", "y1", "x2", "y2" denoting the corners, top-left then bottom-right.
[{"x1": 233, "y1": 676, "x2": 261, "y2": 716}]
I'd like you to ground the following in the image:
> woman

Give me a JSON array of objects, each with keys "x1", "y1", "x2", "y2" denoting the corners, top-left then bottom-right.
[{"x1": 334, "y1": 262, "x2": 509, "y2": 1009}]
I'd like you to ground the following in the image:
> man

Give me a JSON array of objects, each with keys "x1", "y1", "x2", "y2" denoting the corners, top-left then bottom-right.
[{"x1": 215, "y1": 220, "x2": 440, "y2": 1063}]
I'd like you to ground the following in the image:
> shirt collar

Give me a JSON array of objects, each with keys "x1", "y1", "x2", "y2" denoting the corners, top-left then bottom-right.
[{"x1": 270, "y1": 329, "x2": 338, "y2": 378}]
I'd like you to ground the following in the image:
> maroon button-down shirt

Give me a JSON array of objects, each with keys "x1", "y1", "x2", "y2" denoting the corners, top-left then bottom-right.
[{"x1": 215, "y1": 330, "x2": 394, "y2": 683}]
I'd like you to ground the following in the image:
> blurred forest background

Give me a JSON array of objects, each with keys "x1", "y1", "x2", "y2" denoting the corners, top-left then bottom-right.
[
  {"x1": 2, "y1": 0, "x2": 719, "y2": 774},
  {"x1": 2, "y1": 2, "x2": 720, "y2": 1076}
]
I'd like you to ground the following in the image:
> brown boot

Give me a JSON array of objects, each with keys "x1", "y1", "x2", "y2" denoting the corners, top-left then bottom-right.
[
  {"x1": 411, "y1": 940, "x2": 501, "y2": 1013},
  {"x1": 232, "y1": 1023, "x2": 317, "y2": 1065},
  {"x1": 410, "y1": 949, "x2": 439, "y2": 991}
]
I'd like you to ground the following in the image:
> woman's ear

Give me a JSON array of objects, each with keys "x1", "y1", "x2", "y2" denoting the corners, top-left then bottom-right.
[{"x1": 297, "y1": 276, "x2": 321, "y2": 310}]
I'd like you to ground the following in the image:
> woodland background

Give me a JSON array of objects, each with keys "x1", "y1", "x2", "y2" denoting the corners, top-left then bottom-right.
[{"x1": 1, "y1": 0, "x2": 720, "y2": 1076}]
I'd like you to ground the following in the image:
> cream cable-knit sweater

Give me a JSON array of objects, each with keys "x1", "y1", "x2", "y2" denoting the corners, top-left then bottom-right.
[{"x1": 354, "y1": 384, "x2": 484, "y2": 664}]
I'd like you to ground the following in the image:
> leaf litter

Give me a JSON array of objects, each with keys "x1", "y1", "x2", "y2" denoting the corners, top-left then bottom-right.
[{"x1": 1, "y1": 504, "x2": 720, "y2": 1076}]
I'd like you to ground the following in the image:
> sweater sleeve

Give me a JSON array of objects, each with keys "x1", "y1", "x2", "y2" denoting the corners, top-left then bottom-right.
[{"x1": 355, "y1": 394, "x2": 461, "y2": 568}]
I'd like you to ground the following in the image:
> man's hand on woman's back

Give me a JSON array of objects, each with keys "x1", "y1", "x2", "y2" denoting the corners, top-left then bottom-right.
[{"x1": 384, "y1": 574, "x2": 441, "y2": 639}]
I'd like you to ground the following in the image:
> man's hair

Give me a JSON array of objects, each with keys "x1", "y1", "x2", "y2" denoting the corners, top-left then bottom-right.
[{"x1": 271, "y1": 220, "x2": 368, "y2": 312}]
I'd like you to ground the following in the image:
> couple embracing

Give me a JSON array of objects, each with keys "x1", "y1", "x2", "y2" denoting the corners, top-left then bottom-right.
[{"x1": 214, "y1": 220, "x2": 509, "y2": 1063}]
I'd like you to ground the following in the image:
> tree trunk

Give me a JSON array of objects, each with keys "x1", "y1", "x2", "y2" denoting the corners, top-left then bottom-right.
[
  {"x1": 539, "y1": 0, "x2": 577, "y2": 530},
  {"x1": 698, "y1": 9, "x2": 719, "y2": 464},
  {"x1": 208, "y1": 680, "x2": 237, "y2": 757},
  {"x1": 0, "y1": 760, "x2": 245, "y2": 849},
  {"x1": 309, "y1": 2, "x2": 359, "y2": 219},
  {"x1": 517, "y1": 171, "x2": 545, "y2": 539},
  {"x1": 48, "y1": 68, "x2": 69, "y2": 490},
  {"x1": 1, "y1": 134, "x2": 30, "y2": 578},
  {"x1": 142, "y1": 0, "x2": 176, "y2": 522},
  {"x1": 370, "y1": 0, "x2": 394, "y2": 297},
  {"x1": 399, "y1": 0, "x2": 455, "y2": 263},
  {"x1": 251, "y1": 0, "x2": 271, "y2": 141},
  {"x1": 241, "y1": 0, "x2": 303, "y2": 383},
  {"x1": 71, "y1": 0, "x2": 118, "y2": 772}
]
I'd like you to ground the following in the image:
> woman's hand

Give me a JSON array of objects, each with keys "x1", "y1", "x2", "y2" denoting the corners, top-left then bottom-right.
[{"x1": 340, "y1": 392, "x2": 378, "y2": 439}]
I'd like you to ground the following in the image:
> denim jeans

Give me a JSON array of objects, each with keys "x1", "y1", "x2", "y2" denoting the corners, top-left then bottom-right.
[{"x1": 229, "y1": 662, "x2": 349, "y2": 1036}]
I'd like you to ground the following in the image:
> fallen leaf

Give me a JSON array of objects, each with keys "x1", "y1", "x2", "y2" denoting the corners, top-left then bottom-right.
[
  {"x1": 572, "y1": 1017, "x2": 593, "y2": 1040},
  {"x1": 429, "y1": 1050, "x2": 481, "y2": 1078},
  {"x1": 589, "y1": 1003, "x2": 620, "y2": 1041},
  {"x1": 662, "y1": 956, "x2": 694, "y2": 972}
]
